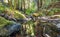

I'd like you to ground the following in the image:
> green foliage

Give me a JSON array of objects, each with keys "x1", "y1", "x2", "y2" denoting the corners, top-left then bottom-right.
[
  {"x1": 47, "y1": 8, "x2": 60, "y2": 16},
  {"x1": 25, "y1": 9, "x2": 32, "y2": 15},
  {"x1": 25, "y1": 8, "x2": 36, "y2": 15},
  {"x1": 0, "y1": 16, "x2": 15, "y2": 36},
  {"x1": 25, "y1": 2, "x2": 37, "y2": 15},
  {"x1": 0, "y1": 4, "x2": 5, "y2": 13},
  {"x1": 42, "y1": 0, "x2": 52, "y2": 8},
  {"x1": 47, "y1": 11, "x2": 54, "y2": 16},
  {"x1": 0, "y1": 16, "x2": 13, "y2": 29},
  {"x1": 52, "y1": 8, "x2": 60, "y2": 13},
  {"x1": 0, "y1": 7, "x2": 26, "y2": 19},
  {"x1": 14, "y1": 10, "x2": 26, "y2": 19},
  {"x1": 26, "y1": 21, "x2": 35, "y2": 36}
]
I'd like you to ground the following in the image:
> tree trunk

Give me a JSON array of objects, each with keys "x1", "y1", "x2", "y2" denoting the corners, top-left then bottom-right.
[
  {"x1": 37, "y1": 0, "x2": 42, "y2": 10},
  {"x1": 23, "y1": 0, "x2": 25, "y2": 13}
]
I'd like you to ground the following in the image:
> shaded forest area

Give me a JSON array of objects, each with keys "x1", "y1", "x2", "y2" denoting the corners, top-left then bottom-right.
[{"x1": 0, "y1": 0, "x2": 60, "y2": 37}]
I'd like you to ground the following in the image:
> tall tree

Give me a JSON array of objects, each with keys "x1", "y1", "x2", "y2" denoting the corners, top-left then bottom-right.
[
  {"x1": 37, "y1": 0, "x2": 42, "y2": 10},
  {"x1": 23, "y1": 0, "x2": 25, "y2": 13}
]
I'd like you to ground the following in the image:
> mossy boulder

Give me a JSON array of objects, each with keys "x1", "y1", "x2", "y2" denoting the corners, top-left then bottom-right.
[
  {"x1": 14, "y1": 10, "x2": 26, "y2": 19},
  {"x1": 0, "y1": 4, "x2": 26, "y2": 19},
  {"x1": 0, "y1": 16, "x2": 21, "y2": 36},
  {"x1": 0, "y1": 16, "x2": 14, "y2": 29},
  {"x1": 3, "y1": 8, "x2": 26, "y2": 19}
]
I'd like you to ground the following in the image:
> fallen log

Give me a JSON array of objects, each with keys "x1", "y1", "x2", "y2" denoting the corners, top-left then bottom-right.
[{"x1": 38, "y1": 15, "x2": 60, "y2": 23}]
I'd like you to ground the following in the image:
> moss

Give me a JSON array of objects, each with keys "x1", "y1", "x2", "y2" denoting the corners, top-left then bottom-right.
[
  {"x1": 0, "y1": 16, "x2": 13, "y2": 29},
  {"x1": 3, "y1": 8, "x2": 26, "y2": 19},
  {"x1": 0, "y1": 4, "x2": 5, "y2": 12},
  {"x1": 14, "y1": 10, "x2": 26, "y2": 19},
  {"x1": 0, "y1": 4, "x2": 26, "y2": 19}
]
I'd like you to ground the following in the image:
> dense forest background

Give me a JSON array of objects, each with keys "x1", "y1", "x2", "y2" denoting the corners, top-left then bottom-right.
[
  {"x1": 0, "y1": 0, "x2": 60, "y2": 15},
  {"x1": 0, "y1": 0, "x2": 60, "y2": 37}
]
